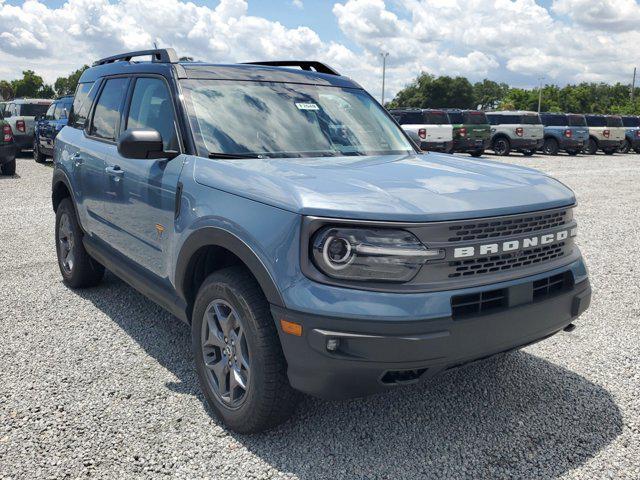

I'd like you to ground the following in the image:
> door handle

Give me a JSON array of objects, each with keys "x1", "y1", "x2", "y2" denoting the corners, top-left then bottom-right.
[
  {"x1": 70, "y1": 153, "x2": 83, "y2": 167},
  {"x1": 105, "y1": 165, "x2": 124, "y2": 181}
]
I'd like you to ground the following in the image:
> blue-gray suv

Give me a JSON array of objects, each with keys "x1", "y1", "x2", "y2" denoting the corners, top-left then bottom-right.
[
  {"x1": 539, "y1": 113, "x2": 589, "y2": 155},
  {"x1": 52, "y1": 49, "x2": 592, "y2": 433}
]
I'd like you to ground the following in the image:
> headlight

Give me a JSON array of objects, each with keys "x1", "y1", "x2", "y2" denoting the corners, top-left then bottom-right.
[{"x1": 311, "y1": 227, "x2": 444, "y2": 282}]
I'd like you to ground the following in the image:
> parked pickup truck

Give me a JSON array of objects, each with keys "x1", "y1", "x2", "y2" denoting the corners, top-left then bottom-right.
[
  {"x1": 53, "y1": 49, "x2": 592, "y2": 433},
  {"x1": 34, "y1": 95, "x2": 73, "y2": 163},
  {"x1": 443, "y1": 109, "x2": 491, "y2": 157},
  {"x1": 584, "y1": 114, "x2": 625, "y2": 155},
  {"x1": 619, "y1": 115, "x2": 640, "y2": 154},
  {"x1": 539, "y1": 113, "x2": 589, "y2": 155},
  {"x1": 486, "y1": 111, "x2": 544, "y2": 156},
  {"x1": 389, "y1": 108, "x2": 453, "y2": 152},
  {"x1": 2, "y1": 98, "x2": 52, "y2": 152}
]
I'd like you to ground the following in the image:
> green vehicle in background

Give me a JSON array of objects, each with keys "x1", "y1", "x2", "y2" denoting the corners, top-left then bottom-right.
[{"x1": 443, "y1": 109, "x2": 491, "y2": 157}]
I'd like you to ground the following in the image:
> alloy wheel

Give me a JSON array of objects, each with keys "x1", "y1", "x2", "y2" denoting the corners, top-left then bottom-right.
[
  {"x1": 57, "y1": 212, "x2": 75, "y2": 274},
  {"x1": 201, "y1": 299, "x2": 250, "y2": 408}
]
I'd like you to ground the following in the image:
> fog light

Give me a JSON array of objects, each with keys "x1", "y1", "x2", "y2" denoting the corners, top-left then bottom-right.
[{"x1": 326, "y1": 338, "x2": 340, "y2": 351}]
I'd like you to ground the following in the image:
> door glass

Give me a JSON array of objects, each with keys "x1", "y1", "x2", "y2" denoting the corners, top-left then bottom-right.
[
  {"x1": 126, "y1": 77, "x2": 178, "y2": 151},
  {"x1": 44, "y1": 104, "x2": 56, "y2": 120},
  {"x1": 90, "y1": 78, "x2": 129, "y2": 141}
]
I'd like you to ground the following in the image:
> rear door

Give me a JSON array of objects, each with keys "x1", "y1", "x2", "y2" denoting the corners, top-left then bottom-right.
[{"x1": 101, "y1": 75, "x2": 184, "y2": 278}]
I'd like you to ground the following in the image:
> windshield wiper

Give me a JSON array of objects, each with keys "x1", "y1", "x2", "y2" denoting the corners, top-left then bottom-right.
[{"x1": 208, "y1": 152, "x2": 268, "y2": 159}]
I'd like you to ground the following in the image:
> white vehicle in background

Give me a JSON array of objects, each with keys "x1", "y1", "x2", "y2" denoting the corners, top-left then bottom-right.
[
  {"x1": 389, "y1": 108, "x2": 453, "y2": 152},
  {"x1": 1, "y1": 98, "x2": 52, "y2": 153},
  {"x1": 584, "y1": 114, "x2": 625, "y2": 155},
  {"x1": 486, "y1": 111, "x2": 544, "y2": 156}
]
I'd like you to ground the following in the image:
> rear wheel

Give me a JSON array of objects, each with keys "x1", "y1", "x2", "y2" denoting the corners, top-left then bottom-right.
[
  {"x1": 543, "y1": 138, "x2": 559, "y2": 155},
  {"x1": 603, "y1": 149, "x2": 615, "y2": 155},
  {"x1": 566, "y1": 150, "x2": 579, "y2": 156},
  {"x1": 55, "y1": 198, "x2": 105, "y2": 288},
  {"x1": 618, "y1": 139, "x2": 631, "y2": 154},
  {"x1": 586, "y1": 138, "x2": 598, "y2": 155},
  {"x1": 192, "y1": 267, "x2": 299, "y2": 433},
  {"x1": 0, "y1": 159, "x2": 16, "y2": 175},
  {"x1": 492, "y1": 137, "x2": 511, "y2": 156},
  {"x1": 33, "y1": 139, "x2": 46, "y2": 163},
  {"x1": 635, "y1": 148, "x2": 640, "y2": 154}
]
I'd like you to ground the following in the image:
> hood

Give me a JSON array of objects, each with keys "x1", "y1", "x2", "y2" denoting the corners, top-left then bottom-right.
[{"x1": 193, "y1": 153, "x2": 575, "y2": 222}]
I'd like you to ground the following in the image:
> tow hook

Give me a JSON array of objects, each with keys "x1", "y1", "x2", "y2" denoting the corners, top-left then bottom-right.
[{"x1": 563, "y1": 323, "x2": 577, "y2": 332}]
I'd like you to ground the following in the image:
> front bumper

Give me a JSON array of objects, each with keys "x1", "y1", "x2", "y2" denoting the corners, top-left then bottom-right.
[
  {"x1": 452, "y1": 138, "x2": 489, "y2": 152},
  {"x1": 420, "y1": 140, "x2": 453, "y2": 152},
  {"x1": 274, "y1": 271, "x2": 591, "y2": 400},
  {"x1": 0, "y1": 143, "x2": 17, "y2": 164},
  {"x1": 511, "y1": 138, "x2": 544, "y2": 151}
]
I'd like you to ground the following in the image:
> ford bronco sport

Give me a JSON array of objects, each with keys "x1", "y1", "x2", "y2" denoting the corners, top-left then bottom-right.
[
  {"x1": 389, "y1": 108, "x2": 454, "y2": 152},
  {"x1": 486, "y1": 111, "x2": 544, "y2": 156},
  {"x1": 52, "y1": 49, "x2": 591, "y2": 433},
  {"x1": 539, "y1": 113, "x2": 588, "y2": 156},
  {"x1": 443, "y1": 109, "x2": 491, "y2": 156},
  {"x1": 619, "y1": 115, "x2": 640, "y2": 154},
  {"x1": 584, "y1": 114, "x2": 625, "y2": 155}
]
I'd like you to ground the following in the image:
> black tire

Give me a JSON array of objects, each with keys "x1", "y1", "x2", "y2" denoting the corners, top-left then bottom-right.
[
  {"x1": 192, "y1": 267, "x2": 299, "y2": 433},
  {"x1": 603, "y1": 149, "x2": 615, "y2": 155},
  {"x1": 470, "y1": 150, "x2": 484, "y2": 157},
  {"x1": 492, "y1": 137, "x2": 511, "y2": 156},
  {"x1": 522, "y1": 149, "x2": 535, "y2": 157},
  {"x1": 0, "y1": 159, "x2": 16, "y2": 176},
  {"x1": 635, "y1": 148, "x2": 640, "y2": 154},
  {"x1": 543, "y1": 138, "x2": 559, "y2": 155},
  {"x1": 566, "y1": 150, "x2": 579, "y2": 156},
  {"x1": 618, "y1": 140, "x2": 631, "y2": 154},
  {"x1": 55, "y1": 198, "x2": 105, "y2": 288},
  {"x1": 586, "y1": 138, "x2": 598, "y2": 155},
  {"x1": 33, "y1": 139, "x2": 46, "y2": 163}
]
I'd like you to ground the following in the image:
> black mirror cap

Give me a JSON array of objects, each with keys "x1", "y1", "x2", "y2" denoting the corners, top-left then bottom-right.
[{"x1": 117, "y1": 128, "x2": 178, "y2": 160}]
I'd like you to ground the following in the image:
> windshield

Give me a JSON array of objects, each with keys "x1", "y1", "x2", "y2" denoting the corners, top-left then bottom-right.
[
  {"x1": 606, "y1": 116, "x2": 623, "y2": 127},
  {"x1": 182, "y1": 80, "x2": 414, "y2": 158},
  {"x1": 622, "y1": 116, "x2": 640, "y2": 127},
  {"x1": 567, "y1": 115, "x2": 587, "y2": 126}
]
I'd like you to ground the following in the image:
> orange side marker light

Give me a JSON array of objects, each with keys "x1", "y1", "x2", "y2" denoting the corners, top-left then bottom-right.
[{"x1": 280, "y1": 319, "x2": 303, "y2": 336}]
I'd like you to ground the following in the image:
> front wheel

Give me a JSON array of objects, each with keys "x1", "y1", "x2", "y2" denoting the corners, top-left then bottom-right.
[
  {"x1": 33, "y1": 139, "x2": 47, "y2": 163},
  {"x1": 618, "y1": 140, "x2": 631, "y2": 154},
  {"x1": 55, "y1": 198, "x2": 105, "y2": 288},
  {"x1": 192, "y1": 267, "x2": 299, "y2": 433},
  {"x1": 492, "y1": 137, "x2": 511, "y2": 156},
  {"x1": 0, "y1": 159, "x2": 16, "y2": 176}
]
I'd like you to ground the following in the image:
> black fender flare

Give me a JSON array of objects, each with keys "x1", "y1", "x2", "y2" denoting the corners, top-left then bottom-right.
[
  {"x1": 175, "y1": 227, "x2": 285, "y2": 309},
  {"x1": 51, "y1": 168, "x2": 75, "y2": 212}
]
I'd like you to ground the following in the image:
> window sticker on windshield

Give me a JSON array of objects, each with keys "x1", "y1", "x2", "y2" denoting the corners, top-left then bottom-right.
[{"x1": 295, "y1": 102, "x2": 319, "y2": 111}]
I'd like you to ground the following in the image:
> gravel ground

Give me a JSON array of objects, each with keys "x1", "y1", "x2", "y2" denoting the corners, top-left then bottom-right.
[{"x1": 0, "y1": 151, "x2": 638, "y2": 480}]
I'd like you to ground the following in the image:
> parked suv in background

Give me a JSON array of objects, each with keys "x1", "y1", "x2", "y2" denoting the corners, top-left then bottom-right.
[
  {"x1": 539, "y1": 113, "x2": 588, "y2": 155},
  {"x1": 389, "y1": 108, "x2": 453, "y2": 152},
  {"x1": 34, "y1": 95, "x2": 73, "y2": 163},
  {"x1": 443, "y1": 109, "x2": 490, "y2": 156},
  {"x1": 0, "y1": 114, "x2": 17, "y2": 175},
  {"x1": 2, "y1": 98, "x2": 52, "y2": 152},
  {"x1": 584, "y1": 114, "x2": 625, "y2": 155},
  {"x1": 52, "y1": 49, "x2": 591, "y2": 433},
  {"x1": 619, "y1": 115, "x2": 640, "y2": 154},
  {"x1": 486, "y1": 111, "x2": 544, "y2": 156}
]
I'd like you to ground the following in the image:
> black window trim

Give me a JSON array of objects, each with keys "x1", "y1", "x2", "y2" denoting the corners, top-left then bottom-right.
[
  {"x1": 121, "y1": 73, "x2": 184, "y2": 154},
  {"x1": 85, "y1": 75, "x2": 131, "y2": 145}
]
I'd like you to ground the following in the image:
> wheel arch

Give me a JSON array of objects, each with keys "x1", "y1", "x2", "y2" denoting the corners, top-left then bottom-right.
[
  {"x1": 51, "y1": 169, "x2": 74, "y2": 213},
  {"x1": 175, "y1": 227, "x2": 286, "y2": 321}
]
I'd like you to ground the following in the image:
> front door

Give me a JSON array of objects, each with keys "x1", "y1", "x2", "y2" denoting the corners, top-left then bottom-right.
[{"x1": 102, "y1": 76, "x2": 184, "y2": 280}]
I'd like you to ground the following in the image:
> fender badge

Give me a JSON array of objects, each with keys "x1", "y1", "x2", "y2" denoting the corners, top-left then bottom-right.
[{"x1": 155, "y1": 223, "x2": 165, "y2": 240}]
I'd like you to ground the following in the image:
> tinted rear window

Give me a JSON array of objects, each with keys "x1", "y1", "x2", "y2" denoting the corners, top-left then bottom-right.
[
  {"x1": 20, "y1": 103, "x2": 50, "y2": 117},
  {"x1": 521, "y1": 114, "x2": 541, "y2": 125},
  {"x1": 567, "y1": 115, "x2": 587, "y2": 126},
  {"x1": 622, "y1": 116, "x2": 640, "y2": 127},
  {"x1": 541, "y1": 114, "x2": 567, "y2": 126},
  {"x1": 585, "y1": 116, "x2": 606, "y2": 127},
  {"x1": 424, "y1": 111, "x2": 448, "y2": 124},
  {"x1": 464, "y1": 111, "x2": 488, "y2": 124},
  {"x1": 606, "y1": 116, "x2": 623, "y2": 128},
  {"x1": 447, "y1": 112, "x2": 463, "y2": 123}
]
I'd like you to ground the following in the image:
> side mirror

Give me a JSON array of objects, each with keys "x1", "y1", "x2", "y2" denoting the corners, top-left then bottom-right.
[{"x1": 117, "y1": 129, "x2": 178, "y2": 160}]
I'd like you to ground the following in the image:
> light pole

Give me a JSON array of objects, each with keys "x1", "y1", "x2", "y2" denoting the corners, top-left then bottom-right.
[
  {"x1": 380, "y1": 52, "x2": 389, "y2": 106},
  {"x1": 537, "y1": 76, "x2": 545, "y2": 113}
]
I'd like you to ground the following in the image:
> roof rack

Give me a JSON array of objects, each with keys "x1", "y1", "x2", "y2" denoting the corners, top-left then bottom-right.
[
  {"x1": 242, "y1": 61, "x2": 340, "y2": 76},
  {"x1": 93, "y1": 48, "x2": 178, "y2": 66}
]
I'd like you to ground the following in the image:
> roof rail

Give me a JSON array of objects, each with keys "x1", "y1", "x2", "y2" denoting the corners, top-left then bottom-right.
[
  {"x1": 242, "y1": 61, "x2": 340, "y2": 76},
  {"x1": 93, "y1": 48, "x2": 179, "y2": 66}
]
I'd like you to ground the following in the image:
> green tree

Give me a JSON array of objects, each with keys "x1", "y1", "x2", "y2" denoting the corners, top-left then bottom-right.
[
  {"x1": 11, "y1": 70, "x2": 44, "y2": 98},
  {"x1": 388, "y1": 73, "x2": 474, "y2": 109},
  {"x1": 473, "y1": 79, "x2": 509, "y2": 110},
  {"x1": 0, "y1": 80, "x2": 14, "y2": 101}
]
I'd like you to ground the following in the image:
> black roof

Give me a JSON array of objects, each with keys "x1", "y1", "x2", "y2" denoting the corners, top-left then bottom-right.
[{"x1": 79, "y1": 48, "x2": 358, "y2": 89}]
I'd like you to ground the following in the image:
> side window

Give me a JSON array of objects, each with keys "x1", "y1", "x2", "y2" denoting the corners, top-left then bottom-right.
[
  {"x1": 45, "y1": 103, "x2": 56, "y2": 120},
  {"x1": 69, "y1": 82, "x2": 96, "y2": 129},
  {"x1": 125, "y1": 77, "x2": 178, "y2": 151},
  {"x1": 89, "y1": 78, "x2": 129, "y2": 141}
]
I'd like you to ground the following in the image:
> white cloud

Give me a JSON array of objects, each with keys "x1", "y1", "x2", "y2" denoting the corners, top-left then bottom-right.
[
  {"x1": 552, "y1": 0, "x2": 640, "y2": 32},
  {"x1": 292, "y1": 0, "x2": 303, "y2": 8}
]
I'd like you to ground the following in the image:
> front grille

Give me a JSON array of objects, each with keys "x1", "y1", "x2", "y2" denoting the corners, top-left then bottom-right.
[
  {"x1": 451, "y1": 272, "x2": 573, "y2": 319},
  {"x1": 447, "y1": 210, "x2": 569, "y2": 242},
  {"x1": 448, "y1": 242, "x2": 566, "y2": 279}
]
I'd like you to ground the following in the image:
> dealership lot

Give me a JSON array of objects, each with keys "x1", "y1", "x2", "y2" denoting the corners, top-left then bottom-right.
[{"x1": 0, "y1": 153, "x2": 638, "y2": 479}]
